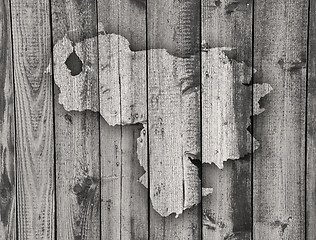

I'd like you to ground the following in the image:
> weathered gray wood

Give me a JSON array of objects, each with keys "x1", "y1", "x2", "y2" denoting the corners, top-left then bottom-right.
[
  {"x1": 50, "y1": 0, "x2": 101, "y2": 239},
  {"x1": 98, "y1": 0, "x2": 148, "y2": 239},
  {"x1": 307, "y1": 0, "x2": 316, "y2": 238},
  {"x1": 201, "y1": 1, "x2": 253, "y2": 239},
  {"x1": 253, "y1": 0, "x2": 308, "y2": 239},
  {"x1": 10, "y1": 0, "x2": 55, "y2": 238},
  {"x1": 121, "y1": 125, "x2": 148, "y2": 239},
  {"x1": 0, "y1": 0, "x2": 16, "y2": 238},
  {"x1": 100, "y1": 122, "x2": 121, "y2": 240},
  {"x1": 203, "y1": 161, "x2": 252, "y2": 240},
  {"x1": 55, "y1": 106, "x2": 100, "y2": 240},
  {"x1": 147, "y1": 0, "x2": 202, "y2": 238}
]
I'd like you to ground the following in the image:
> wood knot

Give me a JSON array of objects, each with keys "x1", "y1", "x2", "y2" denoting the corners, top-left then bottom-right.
[{"x1": 65, "y1": 50, "x2": 83, "y2": 76}]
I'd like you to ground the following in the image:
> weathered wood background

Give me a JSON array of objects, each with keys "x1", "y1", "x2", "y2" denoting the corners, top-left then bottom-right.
[{"x1": 0, "y1": 0, "x2": 313, "y2": 239}]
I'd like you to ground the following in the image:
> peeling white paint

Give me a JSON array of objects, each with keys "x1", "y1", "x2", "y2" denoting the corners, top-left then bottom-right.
[
  {"x1": 53, "y1": 31, "x2": 271, "y2": 218},
  {"x1": 202, "y1": 48, "x2": 272, "y2": 169},
  {"x1": 53, "y1": 35, "x2": 99, "y2": 113}
]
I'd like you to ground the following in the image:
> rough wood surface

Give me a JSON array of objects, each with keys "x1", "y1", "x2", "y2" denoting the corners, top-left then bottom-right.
[
  {"x1": 201, "y1": 1, "x2": 253, "y2": 239},
  {"x1": 253, "y1": 0, "x2": 308, "y2": 239},
  {"x1": 147, "y1": 0, "x2": 202, "y2": 238},
  {"x1": 98, "y1": 0, "x2": 148, "y2": 239},
  {"x1": 307, "y1": 0, "x2": 316, "y2": 238},
  {"x1": 10, "y1": 0, "x2": 55, "y2": 238},
  {"x1": 100, "y1": 122, "x2": 121, "y2": 240},
  {"x1": 97, "y1": 29, "x2": 146, "y2": 126},
  {"x1": 201, "y1": 48, "x2": 271, "y2": 168},
  {"x1": 51, "y1": 1, "x2": 101, "y2": 239},
  {"x1": 54, "y1": 2, "x2": 210, "y2": 220},
  {"x1": 121, "y1": 125, "x2": 148, "y2": 239},
  {"x1": 145, "y1": 52, "x2": 202, "y2": 217},
  {"x1": 203, "y1": 160, "x2": 252, "y2": 240},
  {"x1": 2, "y1": 1, "x2": 315, "y2": 239},
  {"x1": 0, "y1": 0, "x2": 16, "y2": 238},
  {"x1": 53, "y1": 31, "x2": 146, "y2": 126},
  {"x1": 55, "y1": 104, "x2": 100, "y2": 240},
  {"x1": 53, "y1": 36, "x2": 99, "y2": 113}
]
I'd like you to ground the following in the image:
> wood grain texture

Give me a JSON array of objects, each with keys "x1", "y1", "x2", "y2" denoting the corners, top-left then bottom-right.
[
  {"x1": 51, "y1": 1, "x2": 101, "y2": 239},
  {"x1": 98, "y1": 0, "x2": 146, "y2": 52},
  {"x1": 0, "y1": 0, "x2": 16, "y2": 238},
  {"x1": 253, "y1": 0, "x2": 308, "y2": 239},
  {"x1": 307, "y1": 0, "x2": 316, "y2": 238},
  {"x1": 201, "y1": 1, "x2": 253, "y2": 239},
  {"x1": 147, "y1": 52, "x2": 202, "y2": 217},
  {"x1": 97, "y1": 31, "x2": 146, "y2": 126},
  {"x1": 53, "y1": 35, "x2": 99, "y2": 114},
  {"x1": 55, "y1": 103, "x2": 100, "y2": 240},
  {"x1": 147, "y1": 0, "x2": 202, "y2": 238},
  {"x1": 98, "y1": 0, "x2": 148, "y2": 239},
  {"x1": 100, "y1": 122, "x2": 121, "y2": 240},
  {"x1": 53, "y1": 31, "x2": 146, "y2": 126},
  {"x1": 121, "y1": 125, "x2": 148, "y2": 239},
  {"x1": 10, "y1": 0, "x2": 55, "y2": 238}
]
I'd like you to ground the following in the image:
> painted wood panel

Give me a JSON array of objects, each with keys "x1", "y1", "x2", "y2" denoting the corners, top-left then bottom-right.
[
  {"x1": 10, "y1": 0, "x2": 55, "y2": 238},
  {"x1": 0, "y1": 0, "x2": 16, "y2": 239},
  {"x1": 253, "y1": 0, "x2": 308, "y2": 239}
]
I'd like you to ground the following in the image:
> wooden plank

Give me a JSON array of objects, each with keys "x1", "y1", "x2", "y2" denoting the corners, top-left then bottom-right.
[
  {"x1": 10, "y1": 0, "x2": 55, "y2": 238},
  {"x1": 307, "y1": 0, "x2": 316, "y2": 238},
  {"x1": 50, "y1": 0, "x2": 101, "y2": 239},
  {"x1": 147, "y1": 0, "x2": 202, "y2": 239},
  {"x1": 202, "y1": 161, "x2": 251, "y2": 239},
  {"x1": 97, "y1": 0, "x2": 148, "y2": 239},
  {"x1": 253, "y1": 0, "x2": 308, "y2": 239},
  {"x1": 121, "y1": 125, "x2": 148, "y2": 239},
  {"x1": 0, "y1": 0, "x2": 16, "y2": 238},
  {"x1": 201, "y1": 1, "x2": 253, "y2": 239},
  {"x1": 100, "y1": 122, "x2": 122, "y2": 240},
  {"x1": 54, "y1": 106, "x2": 100, "y2": 240}
]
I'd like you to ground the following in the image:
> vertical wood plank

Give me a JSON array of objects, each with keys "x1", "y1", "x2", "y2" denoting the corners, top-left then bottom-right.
[
  {"x1": 0, "y1": 0, "x2": 16, "y2": 238},
  {"x1": 307, "y1": 0, "x2": 316, "y2": 238},
  {"x1": 147, "y1": 0, "x2": 202, "y2": 239},
  {"x1": 54, "y1": 107, "x2": 100, "y2": 240},
  {"x1": 10, "y1": 0, "x2": 55, "y2": 238},
  {"x1": 201, "y1": 1, "x2": 253, "y2": 239},
  {"x1": 100, "y1": 122, "x2": 121, "y2": 240},
  {"x1": 121, "y1": 124, "x2": 148, "y2": 239},
  {"x1": 97, "y1": 0, "x2": 148, "y2": 239},
  {"x1": 253, "y1": 0, "x2": 308, "y2": 239},
  {"x1": 50, "y1": 0, "x2": 101, "y2": 239}
]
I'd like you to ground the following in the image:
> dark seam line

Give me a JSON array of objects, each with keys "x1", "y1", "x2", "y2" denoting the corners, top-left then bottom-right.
[
  {"x1": 199, "y1": 0, "x2": 203, "y2": 238},
  {"x1": 95, "y1": 0, "x2": 102, "y2": 239},
  {"x1": 7, "y1": 0, "x2": 18, "y2": 238},
  {"x1": 251, "y1": 0, "x2": 255, "y2": 239},
  {"x1": 305, "y1": 0, "x2": 311, "y2": 238},
  {"x1": 47, "y1": 0, "x2": 57, "y2": 238},
  {"x1": 146, "y1": 0, "x2": 150, "y2": 239},
  {"x1": 117, "y1": 9, "x2": 123, "y2": 240}
]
